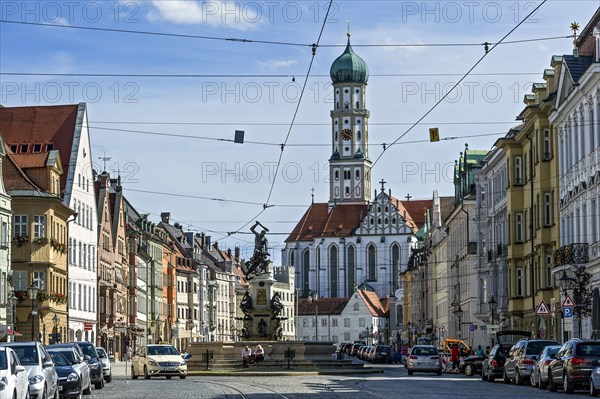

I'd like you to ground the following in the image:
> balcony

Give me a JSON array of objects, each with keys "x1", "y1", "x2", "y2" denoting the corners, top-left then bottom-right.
[{"x1": 553, "y1": 243, "x2": 589, "y2": 267}]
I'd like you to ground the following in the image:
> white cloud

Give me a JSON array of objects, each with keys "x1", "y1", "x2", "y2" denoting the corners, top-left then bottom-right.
[
  {"x1": 147, "y1": 0, "x2": 259, "y2": 31},
  {"x1": 256, "y1": 59, "x2": 297, "y2": 70}
]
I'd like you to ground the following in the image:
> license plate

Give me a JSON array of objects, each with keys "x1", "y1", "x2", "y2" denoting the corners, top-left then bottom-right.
[
  {"x1": 381, "y1": 352, "x2": 387, "y2": 355},
  {"x1": 163, "y1": 367, "x2": 176, "y2": 371}
]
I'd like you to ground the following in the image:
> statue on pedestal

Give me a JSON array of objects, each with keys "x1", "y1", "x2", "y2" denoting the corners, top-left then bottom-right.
[
  {"x1": 239, "y1": 291, "x2": 253, "y2": 320},
  {"x1": 243, "y1": 221, "x2": 270, "y2": 280},
  {"x1": 270, "y1": 291, "x2": 284, "y2": 319},
  {"x1": 257, "y1": 318, "x2": 267, "y2": 338}
]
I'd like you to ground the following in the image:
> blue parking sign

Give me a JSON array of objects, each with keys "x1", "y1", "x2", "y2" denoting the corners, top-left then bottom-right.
[
  {"x1": 469, "y1": 324, "x2": 475, "y2": 332},
  {"x1": 564, "y1": 307, "x2": 573, "y2": 318}
]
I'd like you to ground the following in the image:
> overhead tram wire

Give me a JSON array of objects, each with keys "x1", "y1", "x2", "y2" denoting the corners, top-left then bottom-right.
[
  {"x1": 333, "y1": 0, "x2": 549, "y2": 210},
  {"x1": 215, "y1": 0, "x2": 336, "y2": 242},
  {"x1": 0, "y1": 19, "x2": 576, "y2": 49}
]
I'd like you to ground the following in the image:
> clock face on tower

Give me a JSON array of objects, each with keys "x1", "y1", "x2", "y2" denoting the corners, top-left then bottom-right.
[{"x1": 341, "y1": 128, "x2": 352, "y2": 141}]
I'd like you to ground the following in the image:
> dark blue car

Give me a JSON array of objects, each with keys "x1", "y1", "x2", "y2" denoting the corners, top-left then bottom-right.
[{"x1": 49, "y1": 351, "x2": 82, "y2": 399}]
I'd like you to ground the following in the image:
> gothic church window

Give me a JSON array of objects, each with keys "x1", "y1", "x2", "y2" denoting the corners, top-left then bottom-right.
[
  {"x1": 347, "y1": 245, "x2": 355, "y2": 296},
  {"x1": 302, "y1": 249, "x2": 310, "y2": 294},
  {"x1": 367, "y1": 244, "x2": 376, "y2": 280},
  {"x1": 329, "y1": 245, "x2": 338, "y2": 298}
]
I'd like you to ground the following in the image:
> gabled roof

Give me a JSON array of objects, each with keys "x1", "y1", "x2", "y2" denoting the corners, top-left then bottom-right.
[
  {"x1": 10, "y1": 153, "x2": 50, "y2": 169},
  {"x1": 298, "y1": 297, "x2": 349, "y2": 316},
  {"x1": 563, "y1": 54, "x2": 593, "y2": 83},
  {"x1": 358, "y1": 290, "x2": 387, "y2": 317},
  {"x1": 285, "y1": 203, "x2": 368, "y2": 242},
  {"x1": 3, "y1": 151, "x2": 41, "y2": 191},
  {"x1": 398, "y1": 199, "x2": 432, "y2": 229},
  {"x1": 0, "y1": 104, "x2": 80, "y2": 189}
]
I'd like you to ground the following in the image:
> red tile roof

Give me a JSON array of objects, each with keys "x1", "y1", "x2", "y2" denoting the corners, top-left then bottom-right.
[
  {"x1": 0, "y1": 104, "x2": 79, "y2": 189},
  {"x1": 298, "y1": 297, "x2": 349, "y2": 316},
  {"x1": 3, "y1": 150, "x2": 42, "y2": 191},
  {"x1": 358, "y1": 290, "x2": 387, "y2": 317},
  {"x1": 10, "y1": 153, "x2": 49, "y2": 169},
  {"x1": 285, "y1": 203, "x2": 368, "y2": 242},
  {"x1": 399, "y1": 199, "x2": 433, "y2": 228}
]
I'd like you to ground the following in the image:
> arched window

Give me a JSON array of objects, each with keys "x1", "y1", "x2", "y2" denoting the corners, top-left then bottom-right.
[
  {"x1": 303, "y1": 249, "x2": 310, "y2": 294},
  {"x1": 329, "y1": 245, "x2": 338, "y2": 298},
  {"x1": 316, "y1": 246, "x2": 321, "y2": 294},
  {"x1": 367, "y1": 244, "x2": 376, "y2": 280},
  {"x1": 347, "y1": 245, "x2": 356, "y2": 296},
  {"x1": 391, "y1": 244, "x2": 400, "y2": 291}
]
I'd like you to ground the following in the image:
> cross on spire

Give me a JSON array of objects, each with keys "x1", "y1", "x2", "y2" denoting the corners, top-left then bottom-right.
[
  {"x1": 99, "y1": 152, "x2": 111, "y2": 173},
  {"x1": 405, "y1": 193, "x2": 412, "y2": 201},
  {"x1": 379, "y1": 179, "x2": 386, "y2": 192},
  {"x1": 347, "y1": 18, "x2": 351, "y2": 38},
  {"x1": 311, "y1": 187, "x2": 315, "y2": 204}
]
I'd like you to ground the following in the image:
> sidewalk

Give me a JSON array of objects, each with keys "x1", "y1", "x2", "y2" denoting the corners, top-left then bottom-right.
[{"x1": 111, "y1": 360, "x2": 131, "y2": 377}]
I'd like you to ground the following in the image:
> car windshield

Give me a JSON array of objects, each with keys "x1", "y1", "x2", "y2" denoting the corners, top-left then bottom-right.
[
  {"x1": 0, "y1": 351, "x2": 7, "y2": 370},
  {"x1": 147, "y1": 346, "x2": 180, "y2": 356},
  {"x1": 79, "y1": 344, "x2": 96, "y2": 358},
  {"x1": 49, "y1": 351, "x2": 70, "y2": 367},
  {"x1": 545, "y1": 347, "x2": 560, "y2": 357},
  {"x1": 526, "y1": 341, "x2": 558, "y2": 355},
  {"x1": 412, "y1": 347, "x2": 437, "y2": 356},
  {"x1": 10, "y1": 345, "x2": 38, "y2": 365},
  {"x1": 56, "y1": 350, "x2": 77, "y2": 364},
  {"x1": 97, "y1": 348, "x2": 107, "y2": 358},
  {"x1": 576, "y1": 343, "x2": 600, "y2": 356},
  {"x1": 377, "y1": 346, "x2": 391, "y2": 352}
]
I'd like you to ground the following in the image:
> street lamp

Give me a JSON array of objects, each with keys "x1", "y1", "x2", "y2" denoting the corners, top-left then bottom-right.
[
  {"x1": 27, "y1": 282, "x2": 39, "y2": 341},
  {"x1": 488, "y1": 296, "x2": 497, "y2": 345},
  {"x1": 558, "y1": 270, "x2": 576, "y2": 342},
  {"x1": 9, "y1": 292, "x2": 18, "y2": 342},
  {"x1": 174, "y1": 319, "x2": 180, "y2": 349},
  {"x1": 187, "y1": 319, "x2": 195, "y2": 344},
  {"x1": 453, "y1": 305, "x2": 464, "y2": 340},
  {"x1": 308, "y1": 293, "x2": 319, "y2": 341},
  {"x1": 52, "y1": 313, "x2": 60, "y2": 343}
]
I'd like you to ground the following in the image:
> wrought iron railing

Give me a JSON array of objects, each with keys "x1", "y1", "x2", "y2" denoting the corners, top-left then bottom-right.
[{"x1": 553, "y1": 243, "x2": 589, "y2": 267}]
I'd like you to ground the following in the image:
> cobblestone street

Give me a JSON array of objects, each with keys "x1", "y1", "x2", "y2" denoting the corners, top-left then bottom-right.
[{"x1": 88, "y1": 363, "x2": 594, "y2": 399}]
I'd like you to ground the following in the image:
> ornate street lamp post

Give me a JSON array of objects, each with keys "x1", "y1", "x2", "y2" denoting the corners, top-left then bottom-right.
[
  {"x1": 27, "y1": 282, "x2": 39, "y2": 341},
  {"x1": 488, "y1": 296, "x2": 497, "y2": 346},
  {"x1": 9, "y1": 292, "x2": 18, "y2": 342},
  {"x1": 453, "y1": 305, "x2": 464, "y2": 340},
  {"x1": 52, "y1": 313, "x2": 60, "y2": 343},
  {"x1": 308, "y1": 293, "x2": 319, "y2": 341}
]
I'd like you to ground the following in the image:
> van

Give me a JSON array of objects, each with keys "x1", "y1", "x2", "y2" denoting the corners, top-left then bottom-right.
[{"x1": 442, "y1": 339, "x2": 471, "y2": 356}]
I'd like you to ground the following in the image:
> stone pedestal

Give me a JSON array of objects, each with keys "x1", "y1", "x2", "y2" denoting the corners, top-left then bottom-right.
[{"x1": 242, "y1": 262, "x2": 282, "y2": 340}]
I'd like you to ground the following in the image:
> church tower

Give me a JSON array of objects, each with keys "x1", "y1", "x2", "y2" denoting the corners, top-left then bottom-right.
[{"x1": 329, "y1": 31, "x2": 372, "y2": 207}]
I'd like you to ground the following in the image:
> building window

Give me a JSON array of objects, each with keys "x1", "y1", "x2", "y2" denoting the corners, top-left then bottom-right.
[
  {"x1": 544, "y1": 192, "x2": 553, "y2": 226},
  {"x1": 321, "y1": 319, "x2": 327, "y2": 327},
  {"x1": 12, "y1": 271, "x2": 27, "y2": 291},
  {"x1": 592, "y1": 199, "x2": 598, "y2": 243},
  {"x1": 329, "y1": 245, "x2": 338, "y2": 298},
  {"x1": 347, "y1": 245, "x2": 355, "y2": 297},
  {"x1": 514, "y1": 156, "x2": 522, "y2": 185},
  {"x1": 344, "y1": 318, "x2": 350, "y2": 327},
  {"x1": 13, "y1": 215, "x2": 27, "y2": 238},
  {"x1": 332, "y1": 318, "x2": 338, "y2": 327},
  {"x1": 1, "y1": 221, "x2": 7, "y2": 247},
  {"x1": 344, "y1": 332, "x2": 350, "y2": 341},
  {"x1": 32, "y1": 271, "x2": 45, "y2": 291},
  {"x1": 354, "y1": 303, "x2": 359, "y2": 311},
  {"x1": 543, "y1": 129, "x2": 552, "y2": 160},
  {"x1": 302, "y1": 249, "x2": 310, "y2": 294},
  {"x1": 359, "y1": 318, "x2": 365, "y2": 327},
  {"x1": 515, "y1": 212, "x2": 523, "y2": 243},
  {"x1": 33, "y1": 215, "x2": 46, "y2": 238},
  {"x1": 303, "y1": 319, "x2": 308, "y2": 327},
  {"x1": 367, "y1": 244, "x2": 376, "y2": 280},
  {"x1": 545, "y1": 255, "x2": 553, "y2": 288},
  {"x1": 516, "y1": 268, "x2": 523, "y2": 297}
]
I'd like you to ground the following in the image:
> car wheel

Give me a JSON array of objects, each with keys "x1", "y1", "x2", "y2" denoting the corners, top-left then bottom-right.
[
  {"x1": 180, "y1": 375, "x2": 186, "y2": 380},
  {"x1": 503, "y1": 371, "x2": 510, "y2": 384},
  {"x1": 54, "y1": 385, "x2": 59, "y2": 399},
  {"x1": 591, "y1": 379, "x2": 600, "y2": 397},
  {"x1": 166, "y1": 376, "x2": 172, "y2": 379},
  {"x1": 530, "y1": 370, "x2": 537, "y2": 387},
  {"x1": 548, "y1": 369, "x2": 557, "y2": 392},
  {"x1": 515, "y1": 370, "x2": 523, "y2": 385},
  {"x1": 539, "y1": 373, "x2": 548, "y2": 389},
  {"x1": 407, "y1": 370, "x2": 413, "y2": 376},
  {"x1": 487, "y1": 370, "x2": 495, "y2": 382},
  {"x1": 144, "y1": 366, "x2": 150, "y2": 380},
  {"x1": 564, "y1": 373, "x2": 574, "y2": 394},
  {"x1": 83, "y1": 379, "x2": 92, "y2": 395},
  {"x1": 75, "y1": 383, "x2": 82, "y2": 399},
  {"x1": 42, "y1": 384, "x2": 48, "y2": 399},
  {"x1": 106, "y1": 373, "x2": 112, "y2": 383},
  {"x1": 131, "y1": 366, "x2": 138, "y2": 380},
  {"x1": 481, "y1": 369, "x2": 487, "y2": 381},
  {"x1": 464, "y1": 364, "x2": 474, "y2": 377},
  {"x1": 25, "y1": 390, "x2": 30, "y2": 399},
  {"x1": 437, "y1": 370, "x2": 442, "y2": 376}
]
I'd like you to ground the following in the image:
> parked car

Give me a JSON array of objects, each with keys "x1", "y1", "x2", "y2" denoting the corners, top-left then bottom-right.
[
  {"x1": 0, "y1": 341, "x2": 59, "y2": 399},
  {"x1": 131, "y1": 344, "x2": 187, "y2": 380},
  {"x1": 460, "y1": 355, "x2": 485, "y2": 376},
  {"x1": 372, "y1": 345, "x2": 393, "y2": 364},
  {"x1": 48, "y1": 350, "x2": 82, "y2": 399},
  {"x1": 530, "y1": 345, "x2": 560, "y2": 389},
  {"x1": 481, "y1": 330, "x2": 531, "y2": 382},
  {"x1": 504, "y1": 339, "x2": 559, "y2": 385},
  {"x1": 548, "y1": 339, "x2": 600, "y2": 393},
  {"x1": 350, "y1": 344, "x2": 363, "y2": 357},
  {"x1": 73, "y1": 342, "x2": 103, "y2": 390},
  {"x1": 589, "y1": 360, "x2": 600, "y2": 396},
  {"x1": 95, "y1": 348, "x2": 112, "y2": 383},
  {"x1": 406, "y1": 345, "x2": 442, "y2": 375},
  {"x1": 0, "y1": 346, "x2": 28, "y2": 399},
  {"x1": 357, "y1": 346, "x2": 370, "y2": 361},
  {"x1": 46, "y1": 344, "x2": 92, "y2": 395}
]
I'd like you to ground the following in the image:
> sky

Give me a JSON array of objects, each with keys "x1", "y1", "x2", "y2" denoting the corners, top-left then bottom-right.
[{"x1": 1, "y1": 0, "x2": 599, "y2": 263}]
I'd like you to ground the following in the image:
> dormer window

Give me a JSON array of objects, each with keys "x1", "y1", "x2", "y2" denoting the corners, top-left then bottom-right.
[
  {"x1": 20, "y1": 144, "x2": 28, "y2": 153},
  {"x1": 33, "y1": 144, "x2": 42, "y2": 153},
  {"x1": 9, "y1": 144, "x2": 17, "y2": 153},
  {"x1": 46, "y1": 144, "x2": 54, "y2": 151}
]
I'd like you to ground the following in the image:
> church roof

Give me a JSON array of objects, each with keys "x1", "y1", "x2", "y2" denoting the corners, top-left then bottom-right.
[
  {"x1": 330, "y1": 37, "x2": 369, "y2": 84},
  {"x1": 285, "y1": 203, "x2": 368, "y2": 242},
  {"x1": 298, "y1": 297, "x2": 349, "y2": 316},
  {"x1": 399, "y1": 199, "x2": 432, "y2": 229},
  {"x1": 358, "y1": 290, "x2": 387, "y2": 317}
]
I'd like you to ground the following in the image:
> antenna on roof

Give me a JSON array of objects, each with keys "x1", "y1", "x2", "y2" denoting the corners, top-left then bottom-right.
[{"x1": 99, "y1": 152, "x2": 111, "y2": 173}]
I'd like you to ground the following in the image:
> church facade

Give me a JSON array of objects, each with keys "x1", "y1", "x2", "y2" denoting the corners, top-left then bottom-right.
[{"x1": 283, "y1": 34, "x2": 432, "y2": 299}]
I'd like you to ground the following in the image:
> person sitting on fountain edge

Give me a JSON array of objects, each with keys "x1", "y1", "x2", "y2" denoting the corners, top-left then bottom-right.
[
  {"x1": 242, "y1": 345, "x2": 252, "y2": 368},
  {"x1": 254, "y1": 345, "x2": 264, "y2": 364}
]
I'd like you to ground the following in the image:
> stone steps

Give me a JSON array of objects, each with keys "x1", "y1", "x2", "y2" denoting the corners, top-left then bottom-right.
[{"x1": 189, "y1": 359, "x2": 365, "y2": 370}]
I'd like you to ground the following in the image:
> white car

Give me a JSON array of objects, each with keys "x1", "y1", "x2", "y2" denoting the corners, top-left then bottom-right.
[
  {"x1": 0, "y1": 346, "x2": 29, "y2": 399},
  {"x1": 95, "y1": 347, "x2": 112, "y2": 383},
  {"x1": 131, "y1": 345, "x2": 187, "y2": 380}
]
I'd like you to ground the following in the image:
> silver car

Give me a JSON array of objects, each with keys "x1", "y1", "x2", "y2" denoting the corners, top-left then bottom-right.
[
  {"x1": 46, "y1": 346, "x2": 92, "y2": 395},
  {"x1": 95, "y1": 348, "x2": 112, "y2": 383},
  {"x1": 530, "y1": 345, "x2": 560, "y2": 389},
  {"x1": 406, "y1": 345, "x2": 442, "y2": 375},
  {"x1": 0, "y1": 341, "x2": 59, "y2": 399}
]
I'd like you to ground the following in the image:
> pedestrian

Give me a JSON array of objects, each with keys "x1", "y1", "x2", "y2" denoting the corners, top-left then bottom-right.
[
  {"x1": 254, "y1": 344, "x2": 264, "y2": 364},
  {"x1": 242, "y1": 345, "x2": 252, "y2": 368},
  {"x1": 476, "y1": 345, "x2": 485, "y2": 358},
  {"x1": 127, "y1": 345, "x2": 132, "y2": 361},
  {"x1": 450, "y1": 344, "x2": 460, "y2": 373}
]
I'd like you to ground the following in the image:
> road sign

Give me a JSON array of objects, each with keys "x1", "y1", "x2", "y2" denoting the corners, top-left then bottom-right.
[
  {"x1": 535, "y1": 300, "x2": 551, "y2": 316},
  {"x1": 564, "y1": 307, "x2": 573, "y2": 318},
  {"x1": 487, "y1": 325, "x2": 499, "y2": 334},
  {"x1": 84, "y1": 322, "x2": 94, "y2": 331},
  {"x1": 562, "y1": 294, "x2": 575, "y2": 308},
  {"x1": 565, "y1": 317, "x2": 573, "y2": 332},
  {"x1": 429, "y1": 127, "x2": 440, "y2": 142},
  {"x1": 551, "y1": 297, "x2": 556, "y2": 312},
  {"x1": 469, "y1": 324, "x2": 475, "y2": 332}
]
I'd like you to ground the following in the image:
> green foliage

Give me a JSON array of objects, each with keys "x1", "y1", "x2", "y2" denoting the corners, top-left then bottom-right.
[{"x1": 574, "y1": 266, "x2": 593, "y2": 318}]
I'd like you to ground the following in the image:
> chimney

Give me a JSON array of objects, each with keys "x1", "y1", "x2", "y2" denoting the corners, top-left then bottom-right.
[
  {"x1": 160, "y1": 212, "x2": 170, "y2": 224},
  {"x1": 99, "y1": 172, "x2": 109, "y2": 188},
  {"x1": 213, "y1": 241, "x2": 218, "y2": 250},
  {"x1": 205, "y1": 235, "x2": 211, "y2": 249},
  {"x1": 235, "y1": 246, "x2": 240, "y2": 261},
  {"x1": 227, "y1": 248, "x2": 232, "y2": 258}
]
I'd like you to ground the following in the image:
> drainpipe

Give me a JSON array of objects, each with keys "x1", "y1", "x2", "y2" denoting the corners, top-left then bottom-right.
[{"x1": 526, "y1": 135, "x2": 535, "y2": 317}]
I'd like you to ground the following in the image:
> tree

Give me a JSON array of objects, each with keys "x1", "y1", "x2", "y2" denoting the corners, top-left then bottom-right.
[{"x1": 573, "y1": 266, "x2": 593, "y2": 319}]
